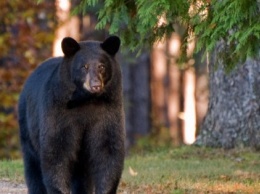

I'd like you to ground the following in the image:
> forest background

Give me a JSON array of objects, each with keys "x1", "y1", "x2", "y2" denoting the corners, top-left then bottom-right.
[{"x1": 0, "y1": 0, "x2": 259, "y2": 159}]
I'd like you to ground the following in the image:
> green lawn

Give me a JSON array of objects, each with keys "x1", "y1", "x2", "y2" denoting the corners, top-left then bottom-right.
[
  {"x1": 0, "y1": 159, "x2": 24, "y2": 182},
  {"x1": 1, "y1": 146, "x2": 260, "y2": 193},
  {"x1": 120, "y1": 146, "x2": 260, "y2": 193}
]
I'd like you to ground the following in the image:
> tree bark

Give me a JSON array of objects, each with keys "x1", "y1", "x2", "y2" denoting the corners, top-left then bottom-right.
[{"x1": 196, "y1": 48, "x2": 260, "y2": 149}]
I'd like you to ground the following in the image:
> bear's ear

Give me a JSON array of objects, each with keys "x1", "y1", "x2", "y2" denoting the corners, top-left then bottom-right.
[
  {"x1": 61, "y1": 37, "x2": 80, "y2": 57},
  {"x1": 100, "y1": 36, "x2": 121, "y2": 56}
]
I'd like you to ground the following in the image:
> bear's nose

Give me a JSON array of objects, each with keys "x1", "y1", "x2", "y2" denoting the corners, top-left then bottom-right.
[{"x1": 91, "y1": 85, "x2": 102, "y2": 93}]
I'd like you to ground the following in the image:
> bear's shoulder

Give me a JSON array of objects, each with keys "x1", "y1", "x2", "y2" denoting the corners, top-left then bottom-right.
[{"x1": 22, "y1": 57, "x2": 62, "y2": 95}]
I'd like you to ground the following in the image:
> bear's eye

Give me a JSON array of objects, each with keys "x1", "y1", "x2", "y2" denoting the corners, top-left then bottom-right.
[
  {"x1": 99, "y1": 64, "x2": 105, "y2": 71},
  {"x1": 84, "y1": 64, "x2": 89, "y2": 70}
]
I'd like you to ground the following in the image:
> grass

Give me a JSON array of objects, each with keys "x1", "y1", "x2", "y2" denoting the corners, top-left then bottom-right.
[
  {"x1": 0, "y1": 160, "x2": 24, "y2": 182},
  {"x1": 0, "y1": 146, "x2": 260, "y2": 193},
  {"x1": 119, "y1": 146, "x2": 260, "y2": 193}
]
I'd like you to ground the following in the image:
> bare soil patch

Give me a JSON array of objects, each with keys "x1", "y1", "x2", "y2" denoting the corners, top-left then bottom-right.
[{"x1": 0, "y1": 180, "x2": 27, "y2": 194}]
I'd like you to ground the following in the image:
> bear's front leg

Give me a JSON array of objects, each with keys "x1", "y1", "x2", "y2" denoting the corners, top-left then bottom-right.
[
  {"x1": 41, "y1": 146, "x2": 73, "y2": 194},
  {"x1": 40, "y1": 128, "x2": 80, "y2": 194},
  {"x1": 88, "y1": 126, "x2": 125, "y2": 194},
  {"x1": 92, "y1": 152, "x2": 124, "y2": 194}
]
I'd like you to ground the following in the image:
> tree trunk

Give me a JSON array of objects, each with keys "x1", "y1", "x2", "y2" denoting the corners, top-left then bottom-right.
[
  {"x1": 167, "y1": 33, "x2": 182, "y2": 145},
  {"x1": 194, "y1": 51, "x2": 209, "y2": 135},
  {"x1": 183, "y1": 67, "x2": 196, "y2": 144},
  {"x1": 196, "y1": 49, "x2": 260, "y2": 149},
  {"x1": 150, "y1": 42, "x2": 168, "y2": 130},
  {"x1": 167, "y1": 63, "x2": 182, "y2": 145},
  {"x1": 121, "y1": 52, "x2": 151, "y2": 149},
  {"x1": 53, "y1": 0, "x2": 80, "y2": 56}
]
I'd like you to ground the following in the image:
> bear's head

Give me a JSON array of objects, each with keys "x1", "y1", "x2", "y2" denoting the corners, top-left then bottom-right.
[{"x1": 61, "y1": 36, "x2": 121, "y2": 95}]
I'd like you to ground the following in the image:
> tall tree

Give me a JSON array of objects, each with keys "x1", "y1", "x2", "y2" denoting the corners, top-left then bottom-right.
[{"x1": 192, "y1": 0, "x2": 260, "y2": 149}]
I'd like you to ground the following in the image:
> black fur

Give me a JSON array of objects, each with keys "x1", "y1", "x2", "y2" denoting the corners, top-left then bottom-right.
[
  {"x1": 62, "y1": 37, "x2": 80, "y2": 57},
  {"x1": 18, "y1": 36, "x2": 125, "y2": 194},
  {"x1": 100, "y1": 36, "x2": 120, "y2": 56}
]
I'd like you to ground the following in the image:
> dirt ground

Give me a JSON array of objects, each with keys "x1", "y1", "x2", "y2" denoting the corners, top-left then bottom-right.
[{"x1": 0, "y1": 181, "x2": 27, "y2": 194}]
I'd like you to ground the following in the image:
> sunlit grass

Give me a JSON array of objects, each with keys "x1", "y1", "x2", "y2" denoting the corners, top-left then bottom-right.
[
  {"x1": 119, "y1": 146, "x2": 260, "y2": 193},
  {"x1": 0, "y1": 160, "x2": 24, "y2": 182},
  {"x1": 0, "y1": 146, "x2": 259, "y2": 193}
]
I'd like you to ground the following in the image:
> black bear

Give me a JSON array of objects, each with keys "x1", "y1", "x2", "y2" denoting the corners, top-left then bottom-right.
[{"x1": 18, "y1": 36, "x2": 125, "y2": 194}]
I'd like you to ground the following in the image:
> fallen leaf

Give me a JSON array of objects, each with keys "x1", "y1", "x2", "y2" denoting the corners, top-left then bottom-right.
[{"x1": 129, "y1": 166, "x2": 138, "y2": 176}]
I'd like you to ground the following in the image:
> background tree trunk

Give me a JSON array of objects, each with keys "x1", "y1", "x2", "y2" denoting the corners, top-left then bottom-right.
[
  {"x1": 196, "y1": 48, "x2": 260, "y2": 149},
  {"x1": 53, "y1": 0, "x2": 80, "y2": 56},
  {"x1": 167, "y1": 33, "x2": 182, "y2": 145},
  {"x1": 194, "y1": 51, "x2": 209, "y2": 136},
  {"x1": 167, "y1": 62, "x2": 182, "y2": 145},
  {"x1": 183, "y1": 67, "x2": 196, "y2": 144},
  {"x1": 150, "y1": 42, "x2": 168, "y2": 131},
  {"x1": 121, "y1": 52, "x2": 151, "y2": 149}
]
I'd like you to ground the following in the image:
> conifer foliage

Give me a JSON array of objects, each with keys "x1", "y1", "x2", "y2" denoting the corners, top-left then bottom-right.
[{"x1": 77, "y1": 0, "x2": 260, "y2": 70}]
